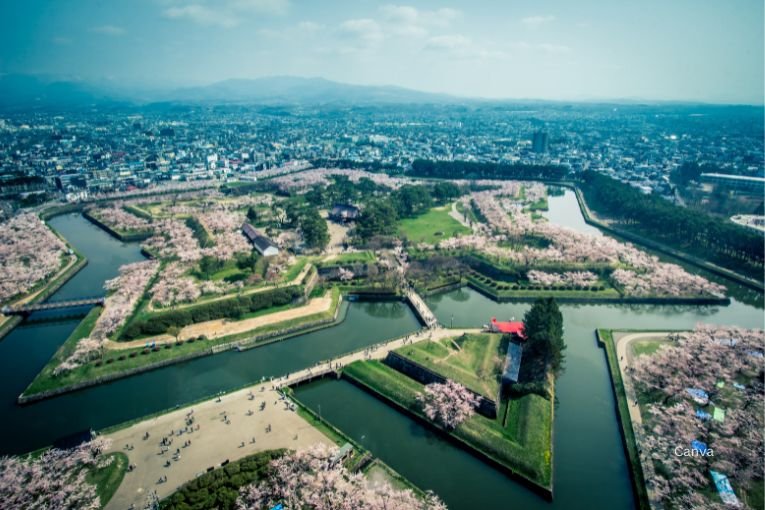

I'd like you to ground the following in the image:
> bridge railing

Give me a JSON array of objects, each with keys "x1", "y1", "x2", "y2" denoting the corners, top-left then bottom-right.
[{"x1": 1, "y1": 296, "x2": 105, "y2": 315}]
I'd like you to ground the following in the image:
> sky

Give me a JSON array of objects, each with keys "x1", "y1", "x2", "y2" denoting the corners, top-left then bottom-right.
[{"x1": 0, "y1": 0, "x2": 763, "y2": 104}]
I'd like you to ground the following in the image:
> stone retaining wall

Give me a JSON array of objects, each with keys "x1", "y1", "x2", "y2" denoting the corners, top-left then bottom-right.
[{"x1": 384, "y1": 351, "x2": 498, "y2": 419}]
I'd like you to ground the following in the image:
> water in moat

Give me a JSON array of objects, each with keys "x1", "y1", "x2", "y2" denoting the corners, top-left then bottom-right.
[
  {"x1": 2, "y1": 192, "x2": 762, "y2": 509},
  {"x1": 0, "y1": 213, "x2": 421, "y2": 454}
]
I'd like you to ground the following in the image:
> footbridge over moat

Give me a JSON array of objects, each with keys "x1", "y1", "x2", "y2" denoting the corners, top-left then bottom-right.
[{"x1": 1, "y1": 296, "x2": 105, "y2": 316}]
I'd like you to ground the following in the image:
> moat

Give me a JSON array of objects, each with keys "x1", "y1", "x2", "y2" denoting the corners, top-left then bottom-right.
[{"x1": 1, "y1": 191, "x2": 761, "y2": 510}]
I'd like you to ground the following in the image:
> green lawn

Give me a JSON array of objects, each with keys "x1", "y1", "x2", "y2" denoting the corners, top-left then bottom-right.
[
  {"x1": 342, "y1": 360, "x2": 553, "y2": 490},
  {"x1": 398, "y1": 205, "x2": 470, "y2": 244},
  {"x1": 631, "y1": 339, "x2": 666, "y2": 357},
  {"x1": 317, "y1": 251, "x2": 376, "y2": 266},
  {"x1": 394, "y1": 333, "x2": 503, "y2": 398},
  {"x1": 86, "y1": 451, "x2": 128, "y2": 508},
  {"x1": 525, "y1": 197, "x2": 549, "y2": 212}
]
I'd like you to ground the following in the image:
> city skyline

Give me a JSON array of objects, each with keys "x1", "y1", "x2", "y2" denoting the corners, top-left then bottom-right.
[{"x1": 1, "y1": 0, "x2": 763, "y2": 104}]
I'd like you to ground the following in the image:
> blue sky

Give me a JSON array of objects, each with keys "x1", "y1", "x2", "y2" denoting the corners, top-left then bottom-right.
[{"x1": 1, "y1": 0, "x2": 763, "y2": 103}]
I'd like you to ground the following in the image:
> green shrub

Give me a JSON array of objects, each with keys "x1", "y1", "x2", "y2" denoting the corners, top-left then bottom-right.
[{"x1": 161, "y1": 450, "x2": 284, "y2": 510}]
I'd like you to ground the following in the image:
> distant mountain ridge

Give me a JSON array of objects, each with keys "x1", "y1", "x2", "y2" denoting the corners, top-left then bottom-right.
[
  {"x1": 0, "y1": 74, "x2": 458, "y2": 109},
  {"x1": 1, "y1": 74, "x2": 760, "y2": 110},
  {"x1": 166, "y1": 76, "x2": 456, "y2": 104}
]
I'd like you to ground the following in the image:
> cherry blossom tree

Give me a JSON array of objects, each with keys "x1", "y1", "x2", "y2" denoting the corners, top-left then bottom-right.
[
  {"x1": 88, "y1": 206, "x2": 151, "y2": 232},
  {"x1": 632, "y1": 325, "x2": 764, "y2": 508},
  {"x1": 0, "y1": 213, "x2": 69, "y2": 303},
  {"x1": 55, "y1": 260, "x2": 159, "y2": 375},
  {"x1": 0, "y1": 437, "x2": 113, "y2": 510},
  {"x1": 432, "y1": 189, "x2": 726, "y2": 299},
  {"x1": 527, "y1": 270, "x2": 599, "y2": 288},
  {"x1": 337, "y1": 268, "x2": 355, "y2": 282},
  {"x1": 143, "y1": 219, "x2": 202, "y2": 262},
  {"x1": 417, "y1": 380, "x2": 479, "y2": 430},
  {"x1": 270, "y1": 168, "x2": 418, "y2": 192},
  {"x1": 236, "y1": 444, "x2": 446, "y2": 510}
]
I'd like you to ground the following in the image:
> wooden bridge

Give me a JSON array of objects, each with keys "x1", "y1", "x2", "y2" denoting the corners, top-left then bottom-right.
[{"x1": 1, "y1": 296, "x2": 105, "y2": 316}]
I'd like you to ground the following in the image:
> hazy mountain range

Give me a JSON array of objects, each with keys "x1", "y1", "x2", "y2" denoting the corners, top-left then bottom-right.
[
  {"x1": 1, "y1": 74, "x2": 756, "y2": 111},
  {"x1": 0, "y1": 74, "x2": 459, "y2": 110}
]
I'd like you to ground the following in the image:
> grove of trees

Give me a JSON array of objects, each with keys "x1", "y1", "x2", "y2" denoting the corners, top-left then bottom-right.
[
  {"x1": 632, "y1": 325, "x2": 764, "y2": 509},
  {"x1": 579, "y1": 171, "x2": 764, "y2": 280},
  {"x1": 523, "y1": 297, "x2": 566, "y2": 377},
  {"x1": 409, "y1": 159, "x2": 568, "y2": 181},
  {"x1": 236, "y1": 444, "x2": 446, "y2": 510}
]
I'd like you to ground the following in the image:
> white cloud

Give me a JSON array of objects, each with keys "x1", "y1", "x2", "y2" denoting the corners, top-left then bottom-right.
[
  {"x1": 379, "y1": 5, "x2": 461, "y2": 38},
  {"x1": 90, "y1": 25, "x2": 126, "y2": 36},
  {"x1": 339, "y1": 18, "x2": 384, "y2": 45},
  {"x1": 521, "y1": 15, "x2": 555, "y2": 28},
  {"x1": 509, "y1": 41, "x2": 572, "y2": 56},
  {"x1": 163, "y1": 5, "x2": 239, "y2": 28},
  {"x1": 538, "y1": 43, "x2": 571, "y2": 54},
  {"x1": 426, "y1": 34, "x2": 471, "y2": 51},
  {"x1": 425, "y1": 34, "x2": 505, "y2": 60},
  {"x1": 162, "y1": 0, "x2": 289, "y2": 28},
  {"x1": 297, "y1": 21, "x2": 323, "y2": 32},
  {"x1": 229, "y1": 0, "x2": 290, "y2": 15}
]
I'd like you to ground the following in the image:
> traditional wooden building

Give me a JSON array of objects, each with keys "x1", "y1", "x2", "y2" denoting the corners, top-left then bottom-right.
[{"x1": 242, "y1": 222, "x2": 279, "y2": 256}]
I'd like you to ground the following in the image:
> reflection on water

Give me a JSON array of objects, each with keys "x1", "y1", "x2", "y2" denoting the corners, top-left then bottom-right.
[{"x1": 358, "y1": 300, "x2": 410, "y2": 320}]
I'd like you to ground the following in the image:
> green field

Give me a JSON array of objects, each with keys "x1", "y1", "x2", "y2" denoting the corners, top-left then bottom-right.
[
  {"x1": 630, "y1": 339, "x2": 666, "y2": 357},
  {"x1": 398, "y1": 205, "x2": 470, "y2": 244},
  {"x1": 394, "y1": 333, "x2": 503, "y2": 398},
  {"x1": 87, "y1": 452, "x2": 128, "y2": 508},
  {"x1": 317, "y1": 251, "x2": 376, "y2": 266},
  {"x1": 343, "y1": 360, "x2": 553, "y2": 490}
]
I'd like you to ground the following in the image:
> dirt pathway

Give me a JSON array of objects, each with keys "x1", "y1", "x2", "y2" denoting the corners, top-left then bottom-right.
[
  {"x1": 614, "y1": 331, "x2": 671, "y2": 426},
  {"x1": 449, "y1": 201, "x2": 472, "y2": 229},
  {"x1": 106, "y1": 294, "x2": 333, "y2": 350}
]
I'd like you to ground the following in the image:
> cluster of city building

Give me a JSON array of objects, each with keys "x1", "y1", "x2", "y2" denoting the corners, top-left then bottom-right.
[{"x1": 0, "y1": 103, "x2": 762, "y2": 208}]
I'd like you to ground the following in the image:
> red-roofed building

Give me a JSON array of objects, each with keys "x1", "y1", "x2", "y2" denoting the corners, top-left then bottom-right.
[{"x1": 488, "y1": 318, "x2": 526, "y2": 340}]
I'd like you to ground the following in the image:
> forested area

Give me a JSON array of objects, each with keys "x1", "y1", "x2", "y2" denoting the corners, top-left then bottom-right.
[
  {"x1": 356, "y1": 182, "x2": 463, "y2": 240},
  {"x1": 408, "y1": 159, "x2": 568, "y2": 181},
  {"x1": 579, "y1": 171, "x2": 764, "y2": 280}
]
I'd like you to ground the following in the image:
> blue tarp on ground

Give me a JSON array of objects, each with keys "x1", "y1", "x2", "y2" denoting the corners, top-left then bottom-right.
[
  {"x1": 691, "y1": 440, "x2": 708, "y2": 454},
  {"x1": 710, "y1": 470, "x2": 741, "y2": 507},
  {"x1": 696, "y1": 409, "x2": 712, "y2": 420},
  {"x1": 503, "y1": 342, "x2": 523, "y2": 383},
  {"x1": 686, "y1": 388, "x2": 709, "y2": 403}
]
